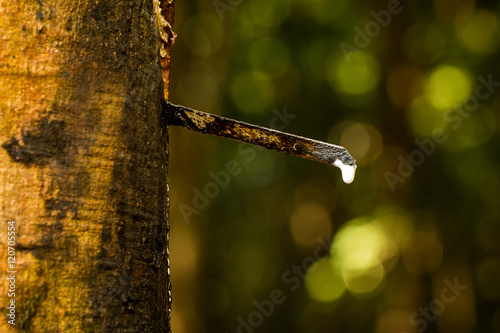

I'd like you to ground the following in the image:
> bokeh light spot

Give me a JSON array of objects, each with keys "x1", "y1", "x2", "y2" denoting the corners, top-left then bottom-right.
[
  {"x1": 457, "y1": 10, "x2": 500, "y2": 55},
  {"x1": 329, "y1": 218, "x2": 395, "y2": 296},
  {"x1": 305, "y1": 258, "x2": 346, "y2": 302},
  {"x1": 332, "y1": 219, "x2": 389, "y2": 266},
  {"x1": 339, "y1": 122, "x2": 383, "y2": 165},
  {"x1": 341, "y1": 122, "x2": 370, "y2": 161},
  {"x1": 341, "y1": 252, "x2": 384, "y2": 295},
  {"x1": 424, "y1": 65, "x2": 472, "y2": 110},
  {"x1": 327, "y1": 52, "x2": 380, "y2": 96}
]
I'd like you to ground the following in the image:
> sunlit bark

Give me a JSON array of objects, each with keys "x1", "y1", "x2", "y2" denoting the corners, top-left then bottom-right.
[{"x1": 0, "y1": 0, "x2": 173, "y2": 331}]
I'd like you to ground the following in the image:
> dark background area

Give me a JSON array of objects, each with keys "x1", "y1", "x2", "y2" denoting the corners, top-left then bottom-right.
[{"x1": 167, "y1": 0, "x2": 500, "y2": 332}]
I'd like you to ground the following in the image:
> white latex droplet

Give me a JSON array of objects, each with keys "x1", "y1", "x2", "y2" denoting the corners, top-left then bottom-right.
[{"x1": 333, "y1": 159, "x2": 357, "y2": 184}]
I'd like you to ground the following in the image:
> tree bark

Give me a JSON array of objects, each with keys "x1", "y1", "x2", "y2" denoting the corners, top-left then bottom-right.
[{"x1": 0, "y1": 0, "x2": 173, "y2": 331}]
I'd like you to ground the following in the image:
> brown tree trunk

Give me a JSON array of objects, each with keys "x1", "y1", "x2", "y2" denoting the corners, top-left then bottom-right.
[{"x1": 0, "y1": 0, "x2": 173, "y2": 331}]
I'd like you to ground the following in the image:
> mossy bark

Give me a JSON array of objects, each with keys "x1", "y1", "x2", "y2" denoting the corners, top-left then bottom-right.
[{"x1": 0, "y1": 0, "x2": 172, "y2": 331}]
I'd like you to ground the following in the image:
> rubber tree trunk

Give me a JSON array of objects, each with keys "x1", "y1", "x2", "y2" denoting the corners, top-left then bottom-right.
[{"x1": 0, "y1": 0, "x2": 173, "y2": 331}]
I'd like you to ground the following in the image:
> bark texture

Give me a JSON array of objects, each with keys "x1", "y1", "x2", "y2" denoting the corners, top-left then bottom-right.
[{"x1": 0, "y1": 0, "x2": 172, "y2": 331}]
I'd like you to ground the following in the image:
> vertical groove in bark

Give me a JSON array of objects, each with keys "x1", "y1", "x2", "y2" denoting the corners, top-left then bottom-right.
[{"x1": 0, "y1": 0, "x2": 172, "y2": 332}]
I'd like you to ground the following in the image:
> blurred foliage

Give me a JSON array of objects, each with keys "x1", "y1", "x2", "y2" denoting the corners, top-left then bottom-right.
[{"x1": 167, "y1": 0, "x2": 500, "y2": 332}]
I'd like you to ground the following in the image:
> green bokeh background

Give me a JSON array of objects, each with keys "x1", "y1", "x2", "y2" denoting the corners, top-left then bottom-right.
[{"x1": 167, "y1": 0, "x2": 500, "y2": 332}]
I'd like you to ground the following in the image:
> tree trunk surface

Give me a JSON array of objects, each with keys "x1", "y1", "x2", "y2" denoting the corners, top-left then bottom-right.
[{"x1": 0, "y1": 0, "x2": 173, "y2": 331}]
